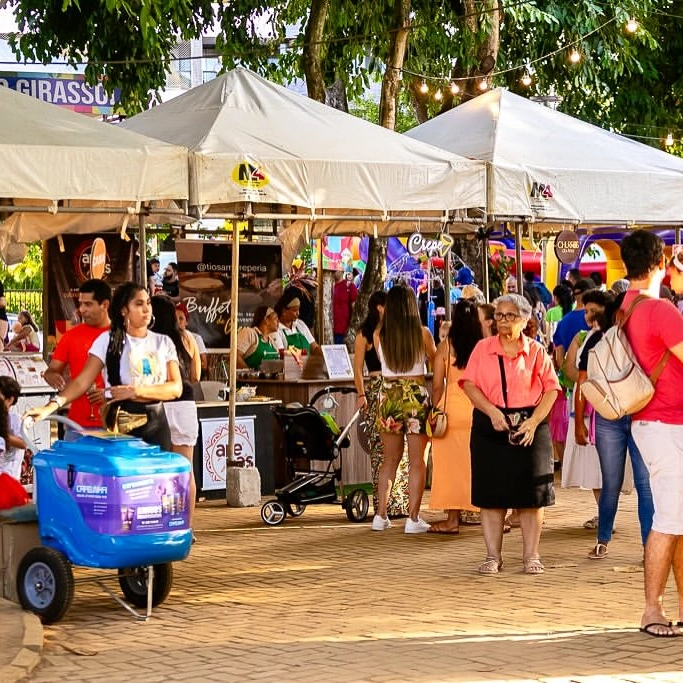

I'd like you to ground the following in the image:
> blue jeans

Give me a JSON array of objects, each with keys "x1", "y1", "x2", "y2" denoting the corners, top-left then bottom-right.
[{"x1": 594, "y1": 414, "x2": 653, "y2": 545}]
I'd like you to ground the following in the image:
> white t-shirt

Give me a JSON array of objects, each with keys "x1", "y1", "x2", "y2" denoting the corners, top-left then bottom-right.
[
  {"x1": 89, "y1": 331, "x2": 178, "y2": 387},
  {"x1": 192, "y1": 332, "x2": 207, "y2": 354},
  {"x1": 278, "y1": 319, "x2": 315, "y2": 349},
  {"x1": 0, "y1": 412, "x2": 22, "y2": 480}
]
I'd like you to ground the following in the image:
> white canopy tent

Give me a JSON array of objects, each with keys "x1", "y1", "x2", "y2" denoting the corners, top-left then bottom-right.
[
  {"x1": 406, "y1": 88, "x2": 683, "y2": 226},
  {"x1": 121, "y1": 67, "x2": 487, "y2": 241},
  {"x1": 121, "y1": 67, "x2": 488, "y2": 479},
  {"x1": 0, "y1": 85, "x2": 189, "y2": 265}
]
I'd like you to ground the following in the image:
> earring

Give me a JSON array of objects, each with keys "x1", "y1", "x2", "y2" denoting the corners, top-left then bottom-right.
[
  {"x1": 125, "y1": 317, "x2": 130, "y2": 331},
  {"x1": 149, "y1": 315, "x2": 156, "y2": 329}
]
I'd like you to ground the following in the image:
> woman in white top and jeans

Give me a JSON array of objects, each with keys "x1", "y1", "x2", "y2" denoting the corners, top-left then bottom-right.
[
  {"x1": 27, "y1": 283, "x2": 182, "y2": 451},
  {"x1": 372, "y1": 285, "x2": 436, "y2": 533}
]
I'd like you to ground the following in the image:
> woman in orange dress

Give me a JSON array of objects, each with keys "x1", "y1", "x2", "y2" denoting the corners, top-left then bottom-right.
[{"x1": 429, "y1": 299, "x2": 483, "y2": 533}]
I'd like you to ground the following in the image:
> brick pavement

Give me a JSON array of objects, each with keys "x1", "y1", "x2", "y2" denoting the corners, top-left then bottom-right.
[{"x1": 11, "y1": 484, "x2": 683, "y2": 683}]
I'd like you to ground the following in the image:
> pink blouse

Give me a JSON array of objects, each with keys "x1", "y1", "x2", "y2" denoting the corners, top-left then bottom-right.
[{"x1": 459, "y1": 335, "x2": 560, "y2": 408}]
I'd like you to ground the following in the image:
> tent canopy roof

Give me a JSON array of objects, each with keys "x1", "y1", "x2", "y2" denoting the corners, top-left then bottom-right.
[
  {"x1": 121, "y1": 67, "x2": 486, "y2": 230},
  {"x1": 406, "y1": 88, "x2": 683, "y2": 226}
]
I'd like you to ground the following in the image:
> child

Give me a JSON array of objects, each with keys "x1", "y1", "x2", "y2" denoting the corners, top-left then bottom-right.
[{"x1": 0, "y1": 376, "x2": 25, "y2": 481}]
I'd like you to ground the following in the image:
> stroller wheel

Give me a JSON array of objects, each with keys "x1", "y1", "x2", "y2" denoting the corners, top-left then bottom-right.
[
  {"x1": 261, "y1": 499, "x2": 286, "y2": 526},
  {"x1": 345, "y1": 488, "x2": 369, "y2": 523},
  {"x1": 285, "y1": 502, "x2": 306, "y2": 517}
]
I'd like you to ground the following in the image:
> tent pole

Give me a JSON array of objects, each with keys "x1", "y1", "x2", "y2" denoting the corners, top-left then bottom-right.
[
  {"x1": 226, "y1": 215, "x2": 243, "y2": 505},
  {"x1": 444, "y1": 235, "x2": 451, "y2": 321},
  {"x1": 677, "y1": 226, "x2": 682, "y2": 245},
  {"x1": 316, "y1": 236, "x2": 324, "y2": 341},
  {"x1": 138, "y1": 214, "x2": 147, "y2": 286},
  {"x1": 481, "y1": 231, "x2": 490, "y2": 302},
  {"x1": 515, "y1": 223, "x2": 523, "y2": 292}
]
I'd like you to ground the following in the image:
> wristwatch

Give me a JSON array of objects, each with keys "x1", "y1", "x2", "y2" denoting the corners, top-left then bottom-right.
[{"x1": 51, "y1": 396, "x2": 66, "y2": 408}]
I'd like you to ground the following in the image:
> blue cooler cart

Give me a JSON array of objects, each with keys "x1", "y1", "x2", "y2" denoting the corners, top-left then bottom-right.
[{"x1": 17, "y1": 431, "x2": 192, "y2": 624}]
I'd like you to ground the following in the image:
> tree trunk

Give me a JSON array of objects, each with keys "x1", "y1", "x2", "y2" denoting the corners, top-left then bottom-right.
[
  {"x1": 302, "y1": 0, "x2": 330, "y2": 102},
  {"x1": 379, "y1": 0, "x2": 411, "y2": 129},
  {"x1": 325, "y1": 78, "x2": 348, "y2": 111},
  {"x1": 346, "y1": 238, "x2": 387, "y2": 346}
]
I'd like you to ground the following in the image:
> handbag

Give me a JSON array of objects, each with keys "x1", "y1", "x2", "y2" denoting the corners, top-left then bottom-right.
[
  {"x1": 101, "y1": 402, "x2": 148, "y2": 434},
  {"x1": 428, "y1": 344, "x2": 450, "y2": 438},
  {"x1": 498, "y1": 356, "x2": 532, "y2": 446}
]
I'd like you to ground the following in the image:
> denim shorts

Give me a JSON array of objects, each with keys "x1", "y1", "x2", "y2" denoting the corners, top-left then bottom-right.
[{"x1": 376, "y1": 378, "x2": 430, "y2": 435}]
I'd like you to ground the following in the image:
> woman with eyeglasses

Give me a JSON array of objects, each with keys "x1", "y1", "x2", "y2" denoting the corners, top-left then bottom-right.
[{"x1": 460, "y1": 293, "x2": 560, "y2": 575}]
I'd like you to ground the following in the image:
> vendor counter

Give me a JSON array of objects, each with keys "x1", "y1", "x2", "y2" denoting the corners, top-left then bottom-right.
[
  {"x1": 247, "y1": 378, "x2": 372, "y2": 486},
  {"x1": 194, "y1": 399, "x2": 281, "y2": 499}
]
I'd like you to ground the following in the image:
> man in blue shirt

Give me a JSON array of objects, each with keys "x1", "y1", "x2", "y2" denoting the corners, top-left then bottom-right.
[{"x1": 552, "y1": 277, "x2": 594, "y2": 370}]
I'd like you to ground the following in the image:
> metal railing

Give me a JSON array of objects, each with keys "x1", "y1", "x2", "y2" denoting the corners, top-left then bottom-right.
[{"x1": 4, "y1": 290, "x2": 43, "y2": 327}]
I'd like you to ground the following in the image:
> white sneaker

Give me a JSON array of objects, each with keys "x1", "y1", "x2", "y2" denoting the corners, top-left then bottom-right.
[
  {"x1": 404, "y1": 517, "x2": 431, "y2": 534},
  {"x1": 371, "y1": 515, "x2": 391, "y2": 531}
]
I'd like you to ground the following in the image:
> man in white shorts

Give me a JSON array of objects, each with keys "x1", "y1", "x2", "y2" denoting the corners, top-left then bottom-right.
[{"x1": 620, "y1": 229, "x2": 683, "y2": 638}]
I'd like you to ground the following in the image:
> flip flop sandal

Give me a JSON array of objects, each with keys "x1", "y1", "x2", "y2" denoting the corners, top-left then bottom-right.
[
  {"x1": 588, "y1": 542, "x2": 608, "y2": 559},
  {"x1": 640, "y1": 622, "x2": 680, "y2": 638},
  {"x1": 523, "y1": 557, "x2": 545, "y2": 574},
  {"x1": 478, "y1": 557, "x2": 503, "y2": 574}
]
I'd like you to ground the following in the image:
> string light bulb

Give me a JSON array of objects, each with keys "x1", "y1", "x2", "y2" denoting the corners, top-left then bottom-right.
[
  {"x1": 478, "y1": 78, "x2": 488, "y2": 91},
  {"x1": 569, "y1": 49, "x2": 581, "y2": 64},
  {"x1": 434, "y1": 88, "x2": 443, "y2": 101},
  {"x1": 419, "y1": 80, "x2": 429, "y2": 94},
  {"x1": 520, "y1": 72, "x2": 532, "y2": 87},
  {"x1": 626, "y1": 17, "x2": 638, "y2": 33},
  {"x1": 450, "y1": 81, "x2": 460, "y2": 95},
  {"x1": 665, "y1": 132, "x2": 674, "y2": 147}
]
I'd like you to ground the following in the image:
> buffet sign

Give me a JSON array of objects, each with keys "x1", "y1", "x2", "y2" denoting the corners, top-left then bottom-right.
[{"x1": 175, "y1": 239, "x2": 282, "y2": 349}]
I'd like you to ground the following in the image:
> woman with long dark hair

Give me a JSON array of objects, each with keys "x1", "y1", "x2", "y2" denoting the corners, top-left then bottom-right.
[
  {"x1": 353, "y1": 290, "x2": 409, "y2": 517},
  {"x1": 152, "y1": 295, "x2": 199, "y2": 528},
  {"x1": 372, "y1": 285, "x2": 436, "y2": 533},
  {"x1": 428, "y1": 299, "x2": 483, "y2": 533},
  {"x1": 27, "y1": 282, "x2": 182, "y2": 451}
]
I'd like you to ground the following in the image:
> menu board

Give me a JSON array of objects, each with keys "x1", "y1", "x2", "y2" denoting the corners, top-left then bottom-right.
[{"x1": 321, "y1": 344, "x2": 354, "y2": 380}]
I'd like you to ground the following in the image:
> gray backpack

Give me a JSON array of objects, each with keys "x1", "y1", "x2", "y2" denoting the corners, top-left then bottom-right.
[{"x1": 582, "y1": 295, "x2": 669, "y2": 420}]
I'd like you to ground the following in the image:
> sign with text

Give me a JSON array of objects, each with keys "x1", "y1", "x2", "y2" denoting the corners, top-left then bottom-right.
[
  {"x1": 321, "y1": 344, "x2": 354, "y2": 380},
  {"x1": 0, "y1": 72, "x2": 120, "y2": 115},
  {"x1": 406, "y1": 232, "x2": 454, "y2": 258},
  {"x1": 200, "y1": 416, "x2": 256, "y2": 491},
  {"x1": 175, "y1": 240, "x2": 282, "y2": 349},
  {"x1": 554, "y1": 230, "x2": 581, "y2": 264},
  {"x1": 46, "y1": 233, "x2": 136, "y2": 342}
]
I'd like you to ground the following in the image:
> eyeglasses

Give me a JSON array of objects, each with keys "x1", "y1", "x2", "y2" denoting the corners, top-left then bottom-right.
[{"x1": 494, "y1": 312, "x2": 521, "y2": 322}]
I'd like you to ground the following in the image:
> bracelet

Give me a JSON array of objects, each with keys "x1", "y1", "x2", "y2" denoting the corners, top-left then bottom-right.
[
  {"x1": 50, "y1": 396, "x2": 66, "y2": 408},
  {"x1": 358, "y1": 394, "x2": 366, "y2": 398}
]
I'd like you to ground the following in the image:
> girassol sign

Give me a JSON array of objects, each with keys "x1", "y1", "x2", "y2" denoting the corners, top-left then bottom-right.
[
  {"x1": 0, "y1": 72, "x2": 120, "y2": 115},
  {"x1": 554, "y1": 230, "x2": 580, "y2": 264}
]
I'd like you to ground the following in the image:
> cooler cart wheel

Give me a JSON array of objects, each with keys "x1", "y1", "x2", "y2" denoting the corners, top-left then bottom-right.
[
  {"x1": 118, "y1": 563, "x2": 173, "y2": 608},
  {"x1": 17, "y1": 547, "x2": 75, "y2": 625},
  {"x1": 285, "y1": 502, "x2": 306, "y2": 517},
  {"x1": 260, "y1": 500, "x2": 286, "y2": 526},
  {"x1": 345, "y1": 489, "x2": 369, "y2": 523}
]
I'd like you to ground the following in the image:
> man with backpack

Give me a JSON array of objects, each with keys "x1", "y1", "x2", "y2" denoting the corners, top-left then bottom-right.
[{"x1": 619, "y1": 230, "x2": 683, "y2": 638}]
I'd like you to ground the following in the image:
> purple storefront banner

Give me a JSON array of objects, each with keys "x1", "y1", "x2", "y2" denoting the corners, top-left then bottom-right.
[{"x1": 54, "y1": 469, "x2": 190, "y2": 535}]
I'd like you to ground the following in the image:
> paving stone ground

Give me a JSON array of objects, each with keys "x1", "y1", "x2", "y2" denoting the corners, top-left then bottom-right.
[{"x1": 13, "y1": 483, "x2": 683, "y2": 682}]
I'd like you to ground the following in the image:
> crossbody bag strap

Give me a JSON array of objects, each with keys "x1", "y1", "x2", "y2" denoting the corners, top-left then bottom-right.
[{"x1": 497, "y1": 355, "x2": 508, "y2": 408}]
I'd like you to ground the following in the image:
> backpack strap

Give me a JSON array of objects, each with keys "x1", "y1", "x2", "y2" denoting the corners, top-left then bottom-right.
[{"x1": 619, "y1": 294, "x2": 671, "y2": 385}]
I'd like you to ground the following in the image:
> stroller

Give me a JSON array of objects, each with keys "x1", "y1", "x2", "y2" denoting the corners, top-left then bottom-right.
[{"x1": 260, "y1": 386, "x2": 369, "y2": 526}]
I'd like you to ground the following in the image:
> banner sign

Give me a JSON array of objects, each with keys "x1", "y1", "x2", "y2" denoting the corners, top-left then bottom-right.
[
  {"x1": 554, "y1": 230, "x2": 581, "y2": 264},
  {"x1": 200, "y1": 416, "x2": 257, "y2": 491},
  {"x1": 0, "y1": 72, "x2": 120, "y2": 115},
  {"x1": 46, "y1": 233, "x2": 136, "y2": 342},
  {"x1": 175, "y1": 239, "x2": 282, "y2": 349},
  {"x1": 53, "y1": 468, "x2": 190, "y2": 535},
  {"x1": 406, "y1": 232, "x2": 454, "y2": 258}
]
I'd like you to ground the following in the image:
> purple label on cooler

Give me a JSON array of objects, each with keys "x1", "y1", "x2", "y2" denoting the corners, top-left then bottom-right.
[{"x1": 53, "y1": 468, "x2": 190, "y2": 535}]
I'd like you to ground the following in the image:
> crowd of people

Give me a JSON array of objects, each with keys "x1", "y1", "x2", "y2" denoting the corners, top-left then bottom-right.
[{"x1": 2, "y1": 230, "x2": 683, "y2": 637}]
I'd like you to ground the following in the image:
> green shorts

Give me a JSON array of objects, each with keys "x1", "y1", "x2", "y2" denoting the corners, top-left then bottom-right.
[{"x1": 376, "y1": 378, "x2": 431, "y2": 435}]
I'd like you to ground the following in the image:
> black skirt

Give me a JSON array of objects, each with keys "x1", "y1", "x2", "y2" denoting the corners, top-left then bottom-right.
[
  {"x1": 116, "y1": 400, "x2": 172, "y2": 452},
  {"x1": 470, "y1": 408, "x2": 555, "y2": 509}
]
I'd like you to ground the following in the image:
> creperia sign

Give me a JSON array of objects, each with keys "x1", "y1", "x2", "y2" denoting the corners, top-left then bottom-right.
[
  {"x1": 554, "y1": 230, "x2": 580, "y2": 264},
  {"x1": 406, "y1": 232, "x2": 454, "y2": 258}
]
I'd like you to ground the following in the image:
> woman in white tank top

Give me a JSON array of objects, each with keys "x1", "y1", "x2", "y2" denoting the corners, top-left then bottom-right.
[{"x1": 371, "y1": 285, "x2": 436, "y2": 534}]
